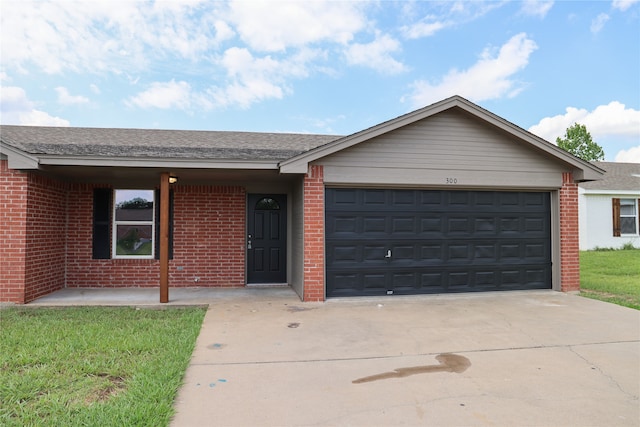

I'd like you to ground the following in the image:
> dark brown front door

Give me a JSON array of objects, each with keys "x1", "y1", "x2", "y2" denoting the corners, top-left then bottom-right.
[{"x1": 247, "y1": 194, "x2": 287, "y2": 283}]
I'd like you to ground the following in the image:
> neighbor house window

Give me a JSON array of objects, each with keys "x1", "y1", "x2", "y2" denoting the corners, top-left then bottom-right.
[
  {"x1": 612, "y1": 198, "x2": 639, "y2": 236},
  {"x1": 113, "y1": 190, "x2": 155, "y2": 258}
]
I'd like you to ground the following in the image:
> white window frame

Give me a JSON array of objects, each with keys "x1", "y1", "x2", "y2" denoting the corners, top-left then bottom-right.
[
  {"x1": 620, "y1": 198, "x2": 638, "y2": 236},
  {"x1": 112, "y1": 189, "x2": 155, "y2": 259}
]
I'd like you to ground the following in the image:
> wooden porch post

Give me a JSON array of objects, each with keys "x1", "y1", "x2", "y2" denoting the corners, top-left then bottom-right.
[{"x1": 159, "y1": 172, "x2": 170, "y2": 303}]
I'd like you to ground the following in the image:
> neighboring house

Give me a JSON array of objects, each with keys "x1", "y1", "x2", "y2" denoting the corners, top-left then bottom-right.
[
  {"x1": 579, "y1": 162, "x2": 640, "y2": 250},
  {"x1": 0, "y1": 96, "x2": 603, "y2": 304}
]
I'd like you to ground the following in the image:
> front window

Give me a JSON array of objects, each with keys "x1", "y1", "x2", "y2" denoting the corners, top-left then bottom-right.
[
  {"x1": 113, "y1": 190, "x2": 155, "y2": 258},
  {"x1": 620, "y1": 198, "x2": 638, "y2": 235}
]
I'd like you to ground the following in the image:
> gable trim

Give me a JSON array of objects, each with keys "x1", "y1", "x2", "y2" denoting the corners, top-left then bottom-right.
[
  {"x1": 278, "y1": 96, "x2": 604, "y2": 182},
  {"x1": 0, "y1": 142, "x2": 39, "y2": 169}
]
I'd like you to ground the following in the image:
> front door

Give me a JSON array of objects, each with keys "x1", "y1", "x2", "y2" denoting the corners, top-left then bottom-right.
[{"x1": 247, "y1": 194, "x2": 287, "y2": 283}]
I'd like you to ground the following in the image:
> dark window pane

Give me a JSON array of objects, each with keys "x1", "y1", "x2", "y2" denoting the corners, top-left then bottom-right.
[
  {"x1": 620, "y1": 217, "x2": 637, "y2": 234},
  {"x1": 115, "y1": 190, "x2": 154, "y2": 221},
  {"x1": 255, "y1": 197, "x2": 280, "y2": 210},
  {"x1": 620, "y1": 199, "x2": 636, "y2": 216},
  {"x1": 116, "y1": 225, "x2": 153, "y2": 255}
]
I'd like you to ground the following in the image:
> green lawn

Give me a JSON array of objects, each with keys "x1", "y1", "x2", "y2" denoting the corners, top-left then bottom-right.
[
  {"x1": 580, "y1": 249, "x2": 640, "y2": 310},
  {"x1": 0, "y1": 306, "x2": 206, "y2": 427}
]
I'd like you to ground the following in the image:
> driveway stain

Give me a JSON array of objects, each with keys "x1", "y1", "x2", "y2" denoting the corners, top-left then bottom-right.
[
  {"x1": 352, "y1": 353, "x2": 470, "y2": 384},
  {"x1": 286, "y1": 305, "x2": 317, "y2": 313}
]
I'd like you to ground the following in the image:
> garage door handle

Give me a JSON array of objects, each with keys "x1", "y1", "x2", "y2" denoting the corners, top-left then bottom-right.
[{"x1": 385, "y1": 250, "x2": 392, "y2": 258}]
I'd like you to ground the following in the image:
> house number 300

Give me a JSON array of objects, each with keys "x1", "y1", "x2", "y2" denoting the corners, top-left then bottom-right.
[{"x1": 446, "y1": 177, "x2": 458, "y2": 184}]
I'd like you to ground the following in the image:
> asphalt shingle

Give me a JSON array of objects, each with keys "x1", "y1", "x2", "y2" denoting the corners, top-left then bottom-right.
[
  {"x1": 580, "y1": 161, "x2": 640, "y2": 191},
  {"x1": 0, "y1": 125, "x2": 342, "y2": 161}
]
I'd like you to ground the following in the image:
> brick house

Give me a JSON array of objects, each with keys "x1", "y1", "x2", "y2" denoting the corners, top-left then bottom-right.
[{"x1": 0, "y1": 96, "x2": 603, "y2": 304}]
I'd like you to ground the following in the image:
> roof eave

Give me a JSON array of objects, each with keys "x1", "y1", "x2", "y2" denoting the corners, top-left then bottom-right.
[
  {"x1": 0, "y1": 140, "x2": 281, "y2": 170},
  {"x1": 37, "y1": 155, "x2": 280, "y2": 170}
]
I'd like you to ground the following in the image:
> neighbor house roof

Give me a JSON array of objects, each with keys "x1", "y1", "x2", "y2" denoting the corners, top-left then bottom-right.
[{"x1": 580, "y1": 161, "x2": 640, "y2": 192}]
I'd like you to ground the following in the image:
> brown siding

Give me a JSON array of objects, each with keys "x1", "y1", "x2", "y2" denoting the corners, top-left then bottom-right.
[{"x1": 319, "y1": 109, "x2": 566, "y2": 188}]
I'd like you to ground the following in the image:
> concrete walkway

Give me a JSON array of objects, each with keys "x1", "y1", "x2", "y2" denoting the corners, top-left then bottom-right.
[{"x1": 26, "y1": 288, "x2": 640, "y2": 426}]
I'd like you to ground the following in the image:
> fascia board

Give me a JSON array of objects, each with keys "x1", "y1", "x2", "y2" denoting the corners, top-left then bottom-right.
[
  {"x1": 0, "y1": 142, "x2": 39, "y2": 169},
  {"x1": 580, "y1": 188, "x2": 640, "y2": 196},
  {"x1": 36, "y1": 156, "x2": 279, "y2": 170}
]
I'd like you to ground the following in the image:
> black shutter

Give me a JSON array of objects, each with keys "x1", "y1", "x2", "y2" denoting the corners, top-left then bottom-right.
[
  {"x1": 155, "y1": 189, "x2": 174, "y2": 260},
  {"x1": 93, "y1": 188, "x2": 112, "y2": 259}
]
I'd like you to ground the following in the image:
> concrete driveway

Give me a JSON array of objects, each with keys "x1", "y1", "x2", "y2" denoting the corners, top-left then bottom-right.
[{"x1": 170, "y1": 290, "x2": 639, "y2": 427}]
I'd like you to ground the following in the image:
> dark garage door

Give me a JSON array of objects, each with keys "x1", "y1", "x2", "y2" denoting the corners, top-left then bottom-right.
[{"x1": 325, "y1": 188, "x2": 551, "y2": 298}]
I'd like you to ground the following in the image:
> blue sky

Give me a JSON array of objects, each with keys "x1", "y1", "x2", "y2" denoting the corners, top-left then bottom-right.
[{"x1": 1, "y1": 0, "x2": 639, "y2": 162}]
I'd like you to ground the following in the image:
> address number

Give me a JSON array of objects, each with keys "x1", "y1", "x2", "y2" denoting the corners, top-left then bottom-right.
[{"x1": 446, "y1": 178, "x2": 458, "y2": 184}]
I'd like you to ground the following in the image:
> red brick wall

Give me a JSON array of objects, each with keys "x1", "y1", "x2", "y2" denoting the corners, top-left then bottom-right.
[
  {"x1": 1, "y1": 160, "x2": 28, "y2": 303},
  {"x1": 560, "y1": 172, "x2": 580, "y2": 292},
  {"x1": 171, "y1": 185, "x2": 245, "y2": 286},
  {"x1": 65, "y1": 183, "x2": 246, "y2": 288},
  {"x1": 303, "y1": 165, "x2": 325, "y2": 301},
  {"x1": 24, "y1": 172, "x2": 67, "y2": 302},
  {"x1": 0, "y1": 160, "x2": 67, "y2": 304}
]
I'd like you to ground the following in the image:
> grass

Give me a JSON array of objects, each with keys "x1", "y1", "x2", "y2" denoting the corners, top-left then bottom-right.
[
  {"x1": 0, "y1": 306, "x2": 206, "y2": 427},
  {"x1": 580, "y1": 249, "x2": 640, "y2": 310}
]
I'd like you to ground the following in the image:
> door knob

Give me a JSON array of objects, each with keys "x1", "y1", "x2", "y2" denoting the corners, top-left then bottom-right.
[{"x1": 385, "y1": 249, "x2": 392, "y2": 258}]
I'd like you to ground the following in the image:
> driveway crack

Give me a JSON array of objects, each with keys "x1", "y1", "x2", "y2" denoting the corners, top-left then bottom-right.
[{"x1": 568, "y1": 345, "x2": 639, "y2": 400}]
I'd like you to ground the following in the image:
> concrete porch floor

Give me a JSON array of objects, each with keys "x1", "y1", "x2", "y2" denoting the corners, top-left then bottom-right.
[{"x1": 25, "y1": 286, "x2": 299, "y2": 307}]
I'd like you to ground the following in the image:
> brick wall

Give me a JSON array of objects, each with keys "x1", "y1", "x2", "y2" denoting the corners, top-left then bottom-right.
[
  {"x1": 171, "y1": 185, "x2": 246, "y2": 286},
  {"x1": 1, "y1": 160, "x2": 28, "y2": 303},
  {"x1": 560, "y1": 172, "x2": 580, "y2": 292},
  {"x1": 65, "y1": 183, "x2": 246, "y2": 288},
  {"x1": 0, "y1": 160, "x2": 67, "y2": 303},
  {"x1": 303, "y1": 164, "x2": 325, "y2": 301},
  {"x1": 24, "y1": 172, "x2": 67, "y2": 302}
]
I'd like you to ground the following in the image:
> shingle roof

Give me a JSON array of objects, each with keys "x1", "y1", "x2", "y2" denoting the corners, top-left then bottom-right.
[
  {"x1": 0, "y1": 125, "x2": 342, "y2": 161},
  {"x1": 580, "y1": 161, "x2": 640, "y2": 191}
]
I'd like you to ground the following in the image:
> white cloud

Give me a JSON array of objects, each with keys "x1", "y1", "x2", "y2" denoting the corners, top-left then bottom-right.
[
  {"x1": 405, "y1": 33, "x2": 538, "y2": 107},
  {"x1": 127, "y1": 80, "x2": 193, "y2": 110},
  {"x1": 401, "y1": 17, "x2": 451, "y2": 39},
  {"x1": 612, "y1": 0, "x2": 640, "y2": 11},
  {"x1": 401, "y1": 2, "x2": 505, "y2": 40},
  {"x1": 228, "y1": 0, "x2": 367, "y2": 52},
  {"x1": 528, "y1": 101, "x2": 640, "y2": 143},
  {"x1": 591, "y1": 13, "x2": 610, "y2": 34},
  {"x1": 520, "y1": 0, "x2": 554, "y2": 18},
  {"x1": 90, "y1": 84, "x2": 101, "y2": 95},
  {"x1": 344, "y1": 33, "x2": 407, "y2": 75},
  {"x1": 55, "y1": 86, "x2": 89, "y2": 105},
  {"x1": 209, "y1": 47, "x2": 289, "y2": 109},
  {"x1": 615, "y1": 146, "x2": 640, "y2": 163},
  {"x1": 0, "y1": 1, "x2": 226, "y2": 75},
  {"x1": 0, "y1": 86, "x2": 69, "y2": 126}
]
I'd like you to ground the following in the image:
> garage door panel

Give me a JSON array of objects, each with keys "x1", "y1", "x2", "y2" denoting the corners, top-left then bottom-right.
[{"x1": 326, "y1": 189, "x2": 551, "y2": 297}]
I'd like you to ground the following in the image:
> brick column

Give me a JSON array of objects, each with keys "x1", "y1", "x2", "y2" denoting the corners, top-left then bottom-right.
[
  {"x1": 559, "y1": 172, "x2": 580, "y2": 292},
  {"x1": 303, "y1": 165, "x2": 325, "y2": 301},
  {"x1": 0, "y1": 160, "x2": 28, "y2": 304}
]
